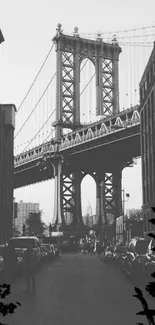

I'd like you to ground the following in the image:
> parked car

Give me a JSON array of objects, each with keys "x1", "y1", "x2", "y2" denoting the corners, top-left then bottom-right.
[
  {"x1": 40, "y1": 245, "x2": 48, "y2": 263},
  {"x1": 14, "y1": 248, "x2": 24, "y2": 275},
  {"x1": 52, "y1": 244, "x2": 60, "y2": 257},
  {"x1": 8, "y1": 236, "x2": 41, "y2": 266},
  {"x1": 41, "y1": 244, "x2": 54, "y2": 261},
  {"x1": 113, "y1": 245, "x2": 127, "y2": 266},
  {"x1": 0, "y1": 245, "x2": 5, "y2": 274},
  {"x1": 122, "y1": 237, "x2": 149, "y2": 278},
  {"x1": 103, "y1": 246, "x2": 114, "y2": 262},
  {"x1": 144, "y1": 238, "x2": 155, "y2": 281},
  {"x1": 50, "y1": 244, "x2": 56, "y2": 258}
]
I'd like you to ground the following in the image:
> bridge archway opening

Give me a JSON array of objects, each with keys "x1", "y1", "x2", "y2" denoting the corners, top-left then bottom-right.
[
  {"x1": 81, "y1": 174, "x2": 96, "y2": 226},
  {"x1": 80, "y1": 58, "x2": 96, "y2": 125}
]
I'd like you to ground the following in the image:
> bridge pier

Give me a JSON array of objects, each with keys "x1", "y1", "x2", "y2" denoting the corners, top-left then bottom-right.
[
  {"x1": 52, "y1": 157, "x2": 84, "y2": 228},
  {"x1": 95, "y1": 168, "x2": 122, "y2": 240},
  {"x1": 52, "y1": 25, "x2": 122, "y2": 231}
]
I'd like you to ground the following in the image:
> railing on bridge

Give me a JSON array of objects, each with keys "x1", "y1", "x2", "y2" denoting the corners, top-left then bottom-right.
[{"x1": 14, "y1": 105, "x2": 140, "y2": 168}]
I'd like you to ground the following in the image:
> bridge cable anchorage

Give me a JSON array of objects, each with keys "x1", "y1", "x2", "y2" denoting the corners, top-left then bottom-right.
[
  {"x1": 14, "y1": 72, "x2": 56, "y2": 140},
  {"x1": 16, "y1": 43, "x2": 55, "y2": 114},
  {"x1": 20, "y1": 108, "x2": 56, "y2": 153}
]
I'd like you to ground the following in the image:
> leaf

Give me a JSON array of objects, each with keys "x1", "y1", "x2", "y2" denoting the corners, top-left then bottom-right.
[
  {"x1": 149, "y1": 309, "x2": 155, "y2": 316},
  {"x1": 151, "y1": 207, "x2": 155, "y2": 213},
  {"x1": 149, "y1": 218, "x2": 155, "y2": 225},
  {"x1": 136, "y1": 311, "x2": 146, "y2": 315},
  {"x1": 16, "y1": 302, "x2": 21, "y2": 306},
  {"x1": 134, "y1": 287, "x2": 143, "y2": 296},
  {"x1": 147, "y1": 233, "x2": 155, "y2": 239}
]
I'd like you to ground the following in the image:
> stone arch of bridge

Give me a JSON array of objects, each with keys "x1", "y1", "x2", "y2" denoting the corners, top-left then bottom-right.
[{"x1": 80, "y1": 58, "x2": 96, "y2": 124}]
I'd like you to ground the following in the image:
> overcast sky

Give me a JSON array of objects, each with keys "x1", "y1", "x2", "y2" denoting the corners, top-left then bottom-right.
[{"x1": 1, "y1": 0, "x2": 155, "y2": 224}]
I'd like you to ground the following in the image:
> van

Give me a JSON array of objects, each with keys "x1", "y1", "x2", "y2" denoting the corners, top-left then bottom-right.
[{"x1": 8, "y1": 236, "x2": 41, "y2": 264}]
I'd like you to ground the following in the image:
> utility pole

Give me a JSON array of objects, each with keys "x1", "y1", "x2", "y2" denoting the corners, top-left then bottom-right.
[{"x1": 122, "y1": 189, "x2": 130, "y2": 245}]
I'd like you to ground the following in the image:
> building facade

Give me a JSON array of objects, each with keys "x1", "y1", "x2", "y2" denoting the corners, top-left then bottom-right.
[
  {"x1": 0, "y1": 104, "x2": 16, "y2": 244},
  {"x1": 83, "y1": 215, "x2": 98, "y2": 227},
  {"x1": 139, "y1": 42, "x2": 155, "y2": 235},
  {"x1": 116, "y1": 216, "x2": 124, "y2": 243},
  {"x1": 15, "y1": 200, "x2": 40, "y2": 234}
]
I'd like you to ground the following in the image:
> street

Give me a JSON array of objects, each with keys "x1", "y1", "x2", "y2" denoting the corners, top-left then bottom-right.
[{"x1": 3, "y1": 253, "x2": 154, "y2": 325}]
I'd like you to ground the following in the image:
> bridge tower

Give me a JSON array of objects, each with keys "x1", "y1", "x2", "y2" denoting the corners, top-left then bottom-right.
[{"x1": 52, "y1": 24, "x2": 122, "y2": 234}]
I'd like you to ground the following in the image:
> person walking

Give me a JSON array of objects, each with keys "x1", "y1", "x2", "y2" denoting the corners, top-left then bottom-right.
[
  {"x1": 3, "y1": 244, "x2": 17, "y2": 284},
  {"x1": 22, "y1": 247, "x2": 37, "y2": 292}
]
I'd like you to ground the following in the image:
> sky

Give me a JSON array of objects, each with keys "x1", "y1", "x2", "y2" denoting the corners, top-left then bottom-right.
[{"x1": 0, "y1": 0, "x2": 155, "y2": 225}]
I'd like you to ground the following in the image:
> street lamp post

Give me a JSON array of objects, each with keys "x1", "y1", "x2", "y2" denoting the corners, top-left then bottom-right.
[{"x1": 122, "y1": 189, "x2": 130, "y2": 245}]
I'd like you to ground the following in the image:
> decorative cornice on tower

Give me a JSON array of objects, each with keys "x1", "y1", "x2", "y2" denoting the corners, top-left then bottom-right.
[
  {"x1": 56, "y1": 23, "x2": 63, "y2": 37},
  {"x1": 112, "y1": 34, "x2": 119, "y2": 46},
  {"x1": 73, "y1": 27, "x2": 79, "y2": 38},
  {"x1": 96, "y1": 31, "x2": 102, "y2": 42}
]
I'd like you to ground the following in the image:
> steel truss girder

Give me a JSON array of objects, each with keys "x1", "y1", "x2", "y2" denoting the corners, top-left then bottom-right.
[
  {"x1": 62, "y1": 52, "x2": 74, "y2": 126},
  {"x1": 102, "y1": 59, "x2": 113, "y2": 116},
  {"x1": 52, "y1": 157, "x2": 83, "y2": 227},
  {"x1": 94, "y1": 169, "x2": 122, "y2": 228}
]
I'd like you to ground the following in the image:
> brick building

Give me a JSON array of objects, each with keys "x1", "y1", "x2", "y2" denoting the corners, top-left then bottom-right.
[
  {"x1": 15, "y1": 200, "x2": 40, "y2": 234},
  {"x1": 139, "y1": 42, "x2": 155, "y2": 234}
]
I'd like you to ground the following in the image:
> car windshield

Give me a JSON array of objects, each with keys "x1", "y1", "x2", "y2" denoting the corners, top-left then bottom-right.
[
  {"x1": 42, "y1": 244, "x2": 50, "y2": 251},
  {"x1": 135, "y1": 240, "x2": 148, "y2": 254},
  {"x1": 106, "y1": 247, "x2": 114, "y2": 252},
  {"x1": 40, "y1": 247, "x2": 46, "y2": 252},
  {"x1": 115, "y1": 246, "x2": 127, "y2": 253},
  {"x1": 0, "y1": 246, "x2": 4, "y2": 256},
  {"x1": 9, "y1": 239, "x2": 35, "y2": 249}
]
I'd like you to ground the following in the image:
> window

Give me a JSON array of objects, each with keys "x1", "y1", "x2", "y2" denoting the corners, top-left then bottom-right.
[
  {"x1": 149, "y1": 70, "x2": 151, "y2": 84},
  {"x1": 106, "y1": 246, "x2": 114, "y2": 252},
  {"x1": 153, "y1": 61, "x2": 155, "y2": 75},
  {"x1": 144, "y1": 79, "x2": 147, "y2": 92},
  {"x1": 9, "y1": 238, "x2": 36, "y2": 248}
]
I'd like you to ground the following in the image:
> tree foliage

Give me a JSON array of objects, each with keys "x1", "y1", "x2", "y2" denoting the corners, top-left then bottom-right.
[
  {"x1": 127, "y1": 208, "x2": 143, "y2": 221},
  {"x1": 0, "y1": 284, "x2": 21, "y2": 325},
  {"x1": 134, "y1": 207, "x2": 155, "y2": 325},
  {"x1": 12, "y1": 225, "x2": 21, "y2": 237},
  {"x1": 25, "y1": 211, "x2": 46, "y2": 237}
]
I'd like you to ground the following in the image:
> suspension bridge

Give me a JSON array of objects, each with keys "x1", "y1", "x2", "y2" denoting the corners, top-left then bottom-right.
[{"x1": 13, "y1": 23, "x2": 155, "y2": 237}]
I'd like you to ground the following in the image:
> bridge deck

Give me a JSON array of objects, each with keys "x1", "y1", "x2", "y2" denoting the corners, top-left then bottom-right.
[{"x1": 14, "y1": 106, "x2": 140, "y2": 188}]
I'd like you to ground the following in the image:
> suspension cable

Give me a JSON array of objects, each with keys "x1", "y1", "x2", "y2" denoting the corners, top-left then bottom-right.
[
  {"x1": 80, "y1": 59, "x2": 89, "y2": 72},
  {"x1": 20, "y1": 109, "x2": 56, "y2": 153},
  {"x1": 80, "y1": 73, "x2": 95, "y2": 96},
  {"x1": 15, "y1": 58, "x2": 88, "y2": 143},
  {"x1": 16, "y1": 43, "x2": 55, "y2": 114},
  {"x1": 67, "y1": 24, "x2": 155, "y2": 37},
  {"x1": 14, "y1": 72, "x2": 56, "y2": 139},
  {"x1": 41, "y1": 128, "x2": 55, "y2": 145}
]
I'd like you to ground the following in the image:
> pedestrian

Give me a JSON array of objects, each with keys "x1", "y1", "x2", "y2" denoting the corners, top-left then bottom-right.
[
  {"x1": 22, "y1": 247, "x2": 37, "y2": 292},
  {"x1": 93, "y1": 240, "x2": 96, "y2": 255},
  {"x1": 3, "y1": 244, "x2": 17, "y2": 284}
]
